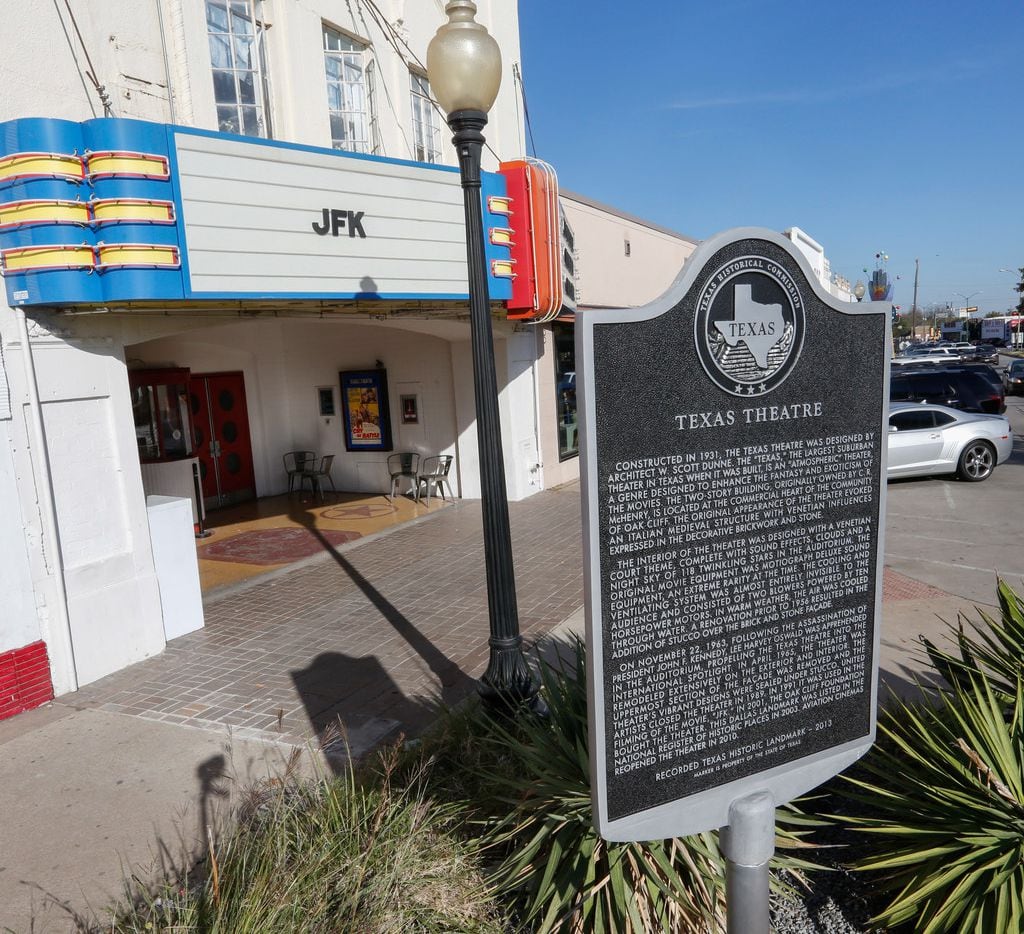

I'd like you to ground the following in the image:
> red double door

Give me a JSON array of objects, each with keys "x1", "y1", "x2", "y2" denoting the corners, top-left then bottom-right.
[{"x1": 189, "y1": 371, "x2": 256, "y2": 509}]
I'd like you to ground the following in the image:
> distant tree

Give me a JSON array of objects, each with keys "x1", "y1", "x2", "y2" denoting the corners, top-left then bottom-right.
[
  {"x1": 892, "y1": 317, "x2": 911, "y2": 339},
  {"x1": 1016, "y1": 267, "x2": 1024, "y2": 314},
  {"x1": 985, "y1": 310, "x2": 1005, "y2": 318}
]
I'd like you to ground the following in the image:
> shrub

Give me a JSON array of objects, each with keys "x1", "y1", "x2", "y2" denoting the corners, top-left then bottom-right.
[
  {"x1": 109, "y1": 750, "x2": 507, "y2": 933},
  {"x1": 923, "y1": 578, "x2": 1024, "y2": 697},
  {"x1": 843, "y1": 662, "x2": 1024, "y2": 930},
  {"x1": 461, "y1": 636, "x2": 820, "y2": 934}
]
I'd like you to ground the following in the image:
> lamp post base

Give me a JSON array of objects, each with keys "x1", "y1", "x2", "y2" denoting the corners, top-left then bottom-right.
[{"x1": 478, "y1": 634, "x2": 543, "y2": 714}]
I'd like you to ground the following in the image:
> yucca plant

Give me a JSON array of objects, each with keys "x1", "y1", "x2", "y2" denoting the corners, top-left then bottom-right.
[
  {"x1": 842, "y1": 671, "x2": 1024, "y2": 933},
  {"x1": 469, "y1": 636, "x2": 821, "y2": 934},
  {"x1": 922, "y1": 578, "x2": 1024, "y2": 697}
]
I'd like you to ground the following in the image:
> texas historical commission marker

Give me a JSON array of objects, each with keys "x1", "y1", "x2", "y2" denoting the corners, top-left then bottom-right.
[{"x1": 578, "y1": 228, "x2": 890, "y2": 842}]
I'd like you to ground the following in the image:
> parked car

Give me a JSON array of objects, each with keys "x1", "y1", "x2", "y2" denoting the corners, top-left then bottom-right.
[
  {"x1": 943, "y1": 362, "x2": 1005, "y2": 395},
  {"x1": 887, "y1": 403, "x2": 1012, "y2": 482},
  {"x1": 1003, "y1": 359, "x2": 1024, "y2": 395},
  {"x1": 890, "y1": 366, "x2": 1006, "y2": 414}
]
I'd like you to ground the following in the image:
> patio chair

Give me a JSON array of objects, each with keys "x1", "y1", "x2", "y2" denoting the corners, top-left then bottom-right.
[
  {"x1": 387, "y1": 452, "x2": 420, "y2": 501},
  {"x1": 284, "y1": 450, "x2": 315, "y2": 492},
  {"x1": 417, "y1": 454, "x2": 454, "y2": 502},
  {"x1": 300, "y1": 454, "x2": 336, "y2": 501}
]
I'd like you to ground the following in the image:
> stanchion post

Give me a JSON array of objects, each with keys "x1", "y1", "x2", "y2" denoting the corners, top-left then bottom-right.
[
  {"x1": 720, "y1": 791, "x2": 775, "y2": 934},
  {"x1": 192, "y1": 461, "x2": 212, "y2": 539}
]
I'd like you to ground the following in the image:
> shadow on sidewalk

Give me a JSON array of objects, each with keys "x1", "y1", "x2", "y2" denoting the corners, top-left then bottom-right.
[{"x1": 290, "y1": 509, "x2": 477, "y2": 772}]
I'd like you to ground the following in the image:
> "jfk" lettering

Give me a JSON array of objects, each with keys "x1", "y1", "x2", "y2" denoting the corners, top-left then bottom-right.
[{"x1": 312, "y1": 208, "x2": 367, "y2": 238}]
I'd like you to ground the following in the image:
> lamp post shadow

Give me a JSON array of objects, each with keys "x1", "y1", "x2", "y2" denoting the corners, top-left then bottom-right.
[{"x1": 290, "y1": 510, "x2": 477, "y2": 772}]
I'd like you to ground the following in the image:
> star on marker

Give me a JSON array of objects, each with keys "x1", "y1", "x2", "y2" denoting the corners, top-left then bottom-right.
[
  {"x1": 747, "y1": 386, "x2": 756, "y2": 395},
  {"x1": 758, "y1": 382, "x2": 767, "y2": 392},
  {"x1": 734, "y1": 385, "x2": 743, "y2": 394}
]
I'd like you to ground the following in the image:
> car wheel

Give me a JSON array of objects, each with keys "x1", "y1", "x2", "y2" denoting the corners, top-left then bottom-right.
[{"x1": 957, "y1": 441, "x2": 996, "y2": 482}]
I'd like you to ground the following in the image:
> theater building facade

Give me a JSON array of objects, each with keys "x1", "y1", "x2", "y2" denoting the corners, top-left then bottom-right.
[{"x1": 0, "y1": 0, "x2": 702, "y2": 712}]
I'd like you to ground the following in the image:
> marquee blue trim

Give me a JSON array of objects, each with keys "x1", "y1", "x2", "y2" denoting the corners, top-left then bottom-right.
[{"x1": 0, "y1": 117, "x2": 512, "y2": 308}]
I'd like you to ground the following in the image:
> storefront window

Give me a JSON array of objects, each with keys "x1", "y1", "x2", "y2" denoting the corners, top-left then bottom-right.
[
  {"x1": 553, "y1": 322, "x2": 577, "y2": 460},
  {"x1": 129, "y1": 369, "x2": 194, "y2": 463}
]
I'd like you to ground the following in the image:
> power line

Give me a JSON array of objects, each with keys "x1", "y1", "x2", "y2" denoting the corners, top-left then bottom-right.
[
  {"x1": 513, "y1": 62, "x2": 537, "y2": 158},
  {"x1": 61, "y1": 0, "x2": 114, "y2": 115},
  {"x1": 358, "y1": 0, "x2": 500, "y2": 162}
]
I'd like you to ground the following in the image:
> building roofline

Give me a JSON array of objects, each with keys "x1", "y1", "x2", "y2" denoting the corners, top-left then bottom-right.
[{"x1": 559, "y1": 187, "x2": 699, "y2": 246}]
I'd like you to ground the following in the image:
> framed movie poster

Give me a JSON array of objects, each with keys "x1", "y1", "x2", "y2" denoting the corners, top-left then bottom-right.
[{"x1": 340, "y1": 369, "x2": 393, "y2": 452}]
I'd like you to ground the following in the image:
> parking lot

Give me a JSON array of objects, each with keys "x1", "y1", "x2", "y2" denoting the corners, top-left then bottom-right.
[{"x1": 884, "y1": 356, "x2": 1024, "y2": 606}]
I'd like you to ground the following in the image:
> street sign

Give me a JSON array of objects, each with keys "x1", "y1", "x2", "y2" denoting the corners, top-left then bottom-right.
[{"x1": 577, "y1": 228, "x2": 890, "y2": 842}]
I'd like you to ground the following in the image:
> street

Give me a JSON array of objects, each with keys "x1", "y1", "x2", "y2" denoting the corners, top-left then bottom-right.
[{"x1": 884, "y1": 355, "x2": 1024, "y2": 606}]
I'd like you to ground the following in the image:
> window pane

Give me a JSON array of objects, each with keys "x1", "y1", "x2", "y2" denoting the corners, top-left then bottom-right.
[
  {"x1": 325, "y1": 55, "x2": 342, "y2": 80},
  {"x1": 133, "y1": 387, "x2": 161, "y2": 460},
  {"x1": 892, "y1": 411, "x2": 934, "y2": 431},
  {"x1": 330, "y1": 113, "x2": 348, "y2": 142},
  {"x1": 553, "y1": 323, "x2": 577, "y2": 459},
  {"x1": 217, "y1": 105, "x2": 240, "y2": 134},
  {"x1": 230, "y1": 2, "x2": 253, "y2": 34},
  {"x1": 212, "y1": 69, "x2": 237, "y2": 103},
  {"x1": 209, "y1": 33, "x2": 232, "y2": 69},
  {"x1": 241, "y1": 106, "x2": 260, "y2": 136},
  {"x1": 206, "y1": 0, "x2": 229, "y2": 32},
  {"x1": 348, "y1": 83, "x2": 365, "y2": 112},
  {"x1": 343, "y1": 56, "x2": 363, "y2": 83},
  {"x1": 238, "y1": 72, "x2": 256, "y2": 104},
  {"x1": 327, "y1": 83, "x2": 342, "y2": 110},
  {"x1": 233, "y1": 35, "x2": 255, "y2": 69}
]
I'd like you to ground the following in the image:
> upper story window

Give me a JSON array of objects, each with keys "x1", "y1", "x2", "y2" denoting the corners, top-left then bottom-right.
[
  {"x1": 410, "y1": 73, "x2": 442, "y2": 164},
  {"x1": 323, "y1": 25, "x2": 379, "y2": 154},
  {"x1": 206, "y1": 0, "x2": 273, "y2": 138}
]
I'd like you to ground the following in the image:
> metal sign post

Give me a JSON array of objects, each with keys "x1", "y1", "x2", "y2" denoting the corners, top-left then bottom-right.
[
  {"x1": 720, "y1": 792, "x2": 774, "y2": 934},
  {"x1": 577, "y1": 228, "x2": 891, "y2": 919}
]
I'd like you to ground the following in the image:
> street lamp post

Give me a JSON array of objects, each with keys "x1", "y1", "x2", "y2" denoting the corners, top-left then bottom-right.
[
  {"x1": 911, "y1": 257, "x2": 919, "y2": 342},
  {"x1": 953, "y1": 290, "x2": 981, "y2": 318},
  {"x1": 428, "y1": 1, "x2": 538, "y2": 711}
]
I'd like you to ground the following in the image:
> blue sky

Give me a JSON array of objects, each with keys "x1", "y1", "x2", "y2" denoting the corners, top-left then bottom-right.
[{"x1": 517, "y1": 0, "x2": 1023, "y2": 315}]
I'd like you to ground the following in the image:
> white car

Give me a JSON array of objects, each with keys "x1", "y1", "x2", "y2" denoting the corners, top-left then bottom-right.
[
  {"x1": 887, "y1": 402, "x2": 1013, "y2": 482},
  {"x1": 891, "y1": 347, "x2": 962, "y2": 366}
]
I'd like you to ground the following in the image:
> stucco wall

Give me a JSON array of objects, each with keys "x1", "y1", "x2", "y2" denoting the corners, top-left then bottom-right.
[
  {"x1": 562, "y1": 193, "x2": 698, "y2": 310},
  {"x1": 0, "y1": 310, "x2": 166, "y2": 692}
]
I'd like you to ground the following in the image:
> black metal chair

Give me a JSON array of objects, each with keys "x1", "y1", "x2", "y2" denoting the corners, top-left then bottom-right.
[
  {"x1": 387, "y1": 452, "x2": 420, "y2": 501},
  {"x1": 284, "y1": 450, "x2": 315, "y2": 492},
  {"x1": 417, "y1": 454, "x2": 454, "y2": 502},
  {"x1": 300, "y1": 454, "x2": 336, "y2": 501}
]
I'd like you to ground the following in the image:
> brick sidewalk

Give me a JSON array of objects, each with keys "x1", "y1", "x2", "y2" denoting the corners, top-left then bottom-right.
[
  {"x1": 60, "y1": 481, "x2": 954, "y2": 759},
  {"x1": 63, "y1": 483, "x2": 584, "y2": 757}
]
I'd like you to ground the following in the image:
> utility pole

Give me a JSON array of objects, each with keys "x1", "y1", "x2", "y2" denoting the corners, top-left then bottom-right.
[{"x1": 911, "y1": 257, "x2": 919, "y2": 340}]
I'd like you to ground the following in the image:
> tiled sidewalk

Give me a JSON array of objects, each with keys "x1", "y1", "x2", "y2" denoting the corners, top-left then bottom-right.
[
  {"x1": 62, "y1": 483, "x2": 585, "y2": 756},
  {"x1": 61, "y1": 481, "x2": 943, "y2": 759}
]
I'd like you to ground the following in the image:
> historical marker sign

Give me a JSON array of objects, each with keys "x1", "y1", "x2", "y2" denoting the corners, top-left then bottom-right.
[{"x1": 578, "y1": 229, "x2": 890, "y2": 841}]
